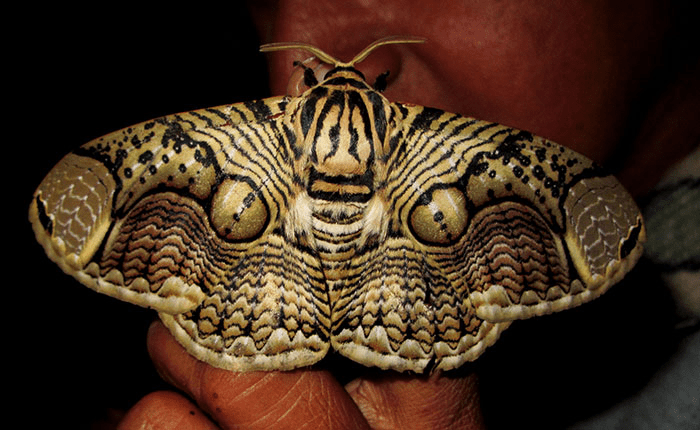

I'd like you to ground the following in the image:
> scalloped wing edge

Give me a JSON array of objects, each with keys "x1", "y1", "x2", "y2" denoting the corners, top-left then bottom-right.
[
  {"x1": 29, "y1": 205, "x2": 206, "y2": 314},
  {"x1": 472, "y1": 231, "x2": 645, "y2": 323}
]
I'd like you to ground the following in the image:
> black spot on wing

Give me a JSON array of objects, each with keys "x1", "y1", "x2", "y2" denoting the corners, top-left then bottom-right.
[
  {"x1": 409, "y1": 107, "x2": 444, "y2": 133},
  {"x1": 35, "y1": 196, "x2": 53, "y2": 235},
  {"x1": 243, "y1": 100, "x2": 273, "y2": 122},
  {"x1": 620, "y1": 220, "x2": 643, "y2": 259}
]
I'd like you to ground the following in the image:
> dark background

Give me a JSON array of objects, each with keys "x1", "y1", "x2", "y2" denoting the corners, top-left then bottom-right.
[{"x1": 12, "y1": 5, "x2": 681, "y2": 429}]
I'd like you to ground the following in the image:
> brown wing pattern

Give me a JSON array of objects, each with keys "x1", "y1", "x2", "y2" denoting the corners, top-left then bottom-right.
[
  {"x1": 354, "y1": 104, "x2": 646, "y2": 369},
  {"x1": 31, "y1": 97, "x2": 332, "y2": 370},
  {"x1": 29, "y1": 58, "x2": 644, "y2": 373}
]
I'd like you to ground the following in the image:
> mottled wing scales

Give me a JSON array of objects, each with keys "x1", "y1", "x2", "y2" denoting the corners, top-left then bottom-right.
[
  {"x1": 161, "y1": 232, "x2": 330, "y2": 371},
  {"x1": 30, "y1": 97, "x2": 336, "y2": 370},
  {"x1": 470, "y1": 174, "x2": 646, "y2": 322},
  {"x1": 371, "y1": 104, "x2": 645, "y2": 368},
  {"x1": 30, "y1": 154, "x2": 115, "y2": 271},
  {"x1": 459, "y1": 200, "x2": 576, "y2": 321},
  {"x1": 90, "y1": 191, "x2": 218, "y2": 312},
  {"x1": 564, "y1": 176, "x2": 645, "y2": 284},
  {"x1": 425, "y1": 242, "x2": 511, "y2": 371},
  {"x1": 330, "y1": 235, "x2": 509, "y2": 372},
  {"x1": 32, "y1": 101, "x2": 282, "y2": 311},
  {"x1": 330, "y1": 236, "x2": 435, "y2": 371}
]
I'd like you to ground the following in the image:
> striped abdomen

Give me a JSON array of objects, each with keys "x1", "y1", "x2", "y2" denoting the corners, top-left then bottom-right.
[{"x1": 293, "y1": 69, "x2": 390, "y2": 281}]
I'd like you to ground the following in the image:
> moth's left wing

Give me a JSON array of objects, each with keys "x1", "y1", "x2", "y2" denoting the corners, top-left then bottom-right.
[
  {"x1": 30, "y1": 99, "x2": 289, "y2": 312},
  {"x1": 29, "y1": 97, "x2": 332, "y2": 371}
]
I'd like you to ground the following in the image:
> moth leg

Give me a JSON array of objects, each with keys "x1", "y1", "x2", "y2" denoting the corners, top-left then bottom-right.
[
  {"x1": 373, "y1": 70, "x2": 390, "y2": 92},
  {"x1": 292, "y1": 60, "x2": 319, "y2": 87}
]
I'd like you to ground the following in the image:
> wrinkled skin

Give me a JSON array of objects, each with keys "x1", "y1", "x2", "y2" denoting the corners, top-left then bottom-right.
[
  {"x1": 119, "y1": 1, "x2": 698, "y2": 428},
  {"x1": 120, "y1": 322, "x2": 483, "y2": 429}
]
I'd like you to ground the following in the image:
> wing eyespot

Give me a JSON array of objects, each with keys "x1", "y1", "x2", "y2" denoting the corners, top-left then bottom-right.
[
  {"x1": 408, "y1": 186, "x2": 469, "y2": 245},
  {"x1": 210, "y1": 178, "x2": 269, "y2": 242}
]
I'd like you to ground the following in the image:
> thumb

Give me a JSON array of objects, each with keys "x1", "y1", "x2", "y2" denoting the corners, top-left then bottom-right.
[{"x1": 345, "y1": 370, "x2": 485, "y2": 430}]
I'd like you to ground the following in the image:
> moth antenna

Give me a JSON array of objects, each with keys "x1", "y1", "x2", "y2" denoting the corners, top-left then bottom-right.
[
  {"x1": 260, "y1": 36, "x2": 425, "y2": 68},
  {"x1": 260, "y1": 42, "x2": 342, "y2": 66},
  {"x1": 349, "y1": 36, "x2": 425, "y2": 66}
]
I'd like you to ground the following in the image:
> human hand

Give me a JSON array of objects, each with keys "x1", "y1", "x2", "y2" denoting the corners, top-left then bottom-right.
[{"x1": 118, "y1": 321, "x2": 485, "y2": 429}]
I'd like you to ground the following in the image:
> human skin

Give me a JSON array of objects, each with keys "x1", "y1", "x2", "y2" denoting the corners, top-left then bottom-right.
[
  {"x1": 119, "y1": 322, "x2": 484, "y2": 429},
  {"x1": 118, "y1": 1, "x2": 698, "y2": 428}
]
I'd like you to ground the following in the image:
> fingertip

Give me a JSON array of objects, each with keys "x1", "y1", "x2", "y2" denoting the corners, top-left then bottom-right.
[
  {"x1": 118, "y1": 391, "x2": 217, "y2": 430},
  {"x1": 145, "y1": 320, "x2": 369, "y2": 429},
  {"x1": 146, "y1": 319, "x2": 199, "y2": 392},
  {"x1": 146, "y1": 319, "x2": 168, "y2": 350},
  {"x1": 346, "y1": 371, "x2": 485, "y2": 430}
]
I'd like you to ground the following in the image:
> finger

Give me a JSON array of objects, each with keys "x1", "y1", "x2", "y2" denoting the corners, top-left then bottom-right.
[
  {"x1": 345, "y1": 371, "x2": 485, "y2": 430},
  {"x1": 147, "y1": 321, "x2": 371, "y2": 430},
  {"x1": 118, "y1": 390, "x2": 218, "y2": 430}
]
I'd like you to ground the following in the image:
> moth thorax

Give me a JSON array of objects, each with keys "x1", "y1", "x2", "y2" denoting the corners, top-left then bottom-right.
[
  {"x1": 310, "y1": 95, "x2": 374, "y2": 177},
  {"x1": 304, "y1": 89, "x2": 381, "y2": 204}
]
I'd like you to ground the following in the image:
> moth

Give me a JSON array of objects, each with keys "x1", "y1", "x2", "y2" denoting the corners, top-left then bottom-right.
[{"x1": 29, "y1": 37, "x2": 645, "y2": 373}]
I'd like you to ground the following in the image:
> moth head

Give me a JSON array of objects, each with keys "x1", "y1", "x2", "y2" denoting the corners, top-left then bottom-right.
[
  {"x1": 260, "y1": 36, "x2": 425, "y2": 93},
  {"x1": 261, "y1": 37, "x2": 424, "y2": 170},
  {"x1": 260, "y1": 35, "x2": 425, "y2": 69}
]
